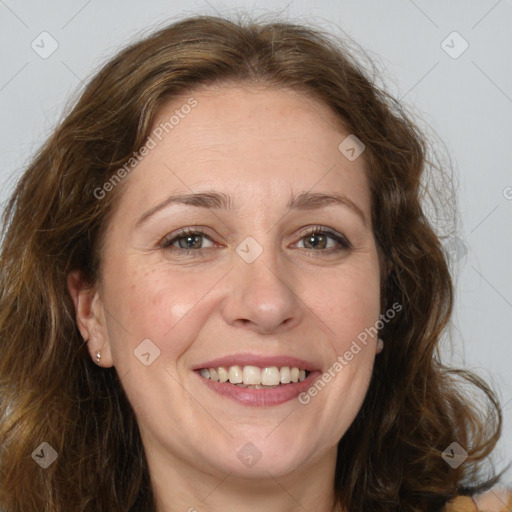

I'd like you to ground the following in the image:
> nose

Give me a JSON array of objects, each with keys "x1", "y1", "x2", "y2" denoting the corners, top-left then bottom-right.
[{"x1": 221, "y1": 245, "x2": 304, "y2": 335}]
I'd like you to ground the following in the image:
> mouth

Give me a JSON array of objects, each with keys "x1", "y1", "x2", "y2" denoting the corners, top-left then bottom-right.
[
  {"x1": 198, "y1": 365, "x2": 310, "y2": 387},
  {"x1": 193, "y1": 355, "x2": 321, "y2": 406}
]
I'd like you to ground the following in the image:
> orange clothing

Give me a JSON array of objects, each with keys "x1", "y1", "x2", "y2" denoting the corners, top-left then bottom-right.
[{"x1": 444, "y1": 487, "x2": 512, "y2": 511}]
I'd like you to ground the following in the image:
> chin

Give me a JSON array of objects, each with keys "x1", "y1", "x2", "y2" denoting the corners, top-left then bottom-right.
[{"x1": 213, "y1": 432, "x2": 320, "y2": 479}]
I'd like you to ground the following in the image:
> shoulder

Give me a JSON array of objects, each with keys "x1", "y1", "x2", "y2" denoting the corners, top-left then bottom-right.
[{"x1": 444, "y1": 486, "x2": 512, "y2": 511}]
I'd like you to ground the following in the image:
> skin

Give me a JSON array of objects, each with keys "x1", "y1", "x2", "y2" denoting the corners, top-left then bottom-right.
[{"x1": 68, "y1": 84, "x2": 382, "y2": 512}]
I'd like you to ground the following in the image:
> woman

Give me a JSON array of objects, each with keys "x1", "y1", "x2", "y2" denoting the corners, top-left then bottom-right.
[{"x1": 0, "y1": 14, "x2": 510, "y2": 512}]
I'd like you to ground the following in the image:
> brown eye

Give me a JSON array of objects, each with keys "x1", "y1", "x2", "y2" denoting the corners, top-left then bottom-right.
[
  {"x1": 303, "y1": 233, "x2": 329, "y2": 250},
  {"x1": 296, "y1": 227, "x2": 352, "y2": 252},
  {"x1": 161, "y1": 228, "x2": 215, "y2": 251}
]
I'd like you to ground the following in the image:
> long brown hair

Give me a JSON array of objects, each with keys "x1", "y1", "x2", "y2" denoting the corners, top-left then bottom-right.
[{"x1": 0, "y1": 14, "x2": 507, "y2": 512}]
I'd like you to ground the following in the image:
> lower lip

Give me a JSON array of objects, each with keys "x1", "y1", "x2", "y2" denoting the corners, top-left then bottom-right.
[{"x1": 196, "y1": 371, "x2": 322, "y2": 407}]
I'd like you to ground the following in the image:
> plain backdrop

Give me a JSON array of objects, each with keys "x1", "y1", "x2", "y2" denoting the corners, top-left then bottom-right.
[{"x1": 1, "y1": 0, "x2": 511, "y2": 483}]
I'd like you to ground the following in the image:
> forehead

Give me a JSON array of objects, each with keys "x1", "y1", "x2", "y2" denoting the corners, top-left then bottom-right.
[
  {"x1": 115, "y1": 84, "x2": 371, "y2": 221},
  {"x1": 152, "y1": 83, "x2": 349, "y2": 157}
]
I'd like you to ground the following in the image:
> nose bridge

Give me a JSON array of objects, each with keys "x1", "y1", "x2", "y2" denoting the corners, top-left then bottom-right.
[
  {"x1": 236, "y1": 232, "x2": 290, "y2": 300},
  {"x1": 222, "y1": 231, "x2": 303, "y2": 333}
]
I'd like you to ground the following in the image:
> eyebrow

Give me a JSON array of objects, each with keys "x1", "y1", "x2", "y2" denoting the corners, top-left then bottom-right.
[{"x1": 135, "y1": 190, "x2": 367, "y2": 227}]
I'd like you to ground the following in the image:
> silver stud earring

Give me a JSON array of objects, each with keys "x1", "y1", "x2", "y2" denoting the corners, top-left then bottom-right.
[
  {"x1": 95, "y1": 351, "x2": 101, "y2": 364},
  {"x1": 377, "y1": 338, "x2": 384, "y2": 353}
]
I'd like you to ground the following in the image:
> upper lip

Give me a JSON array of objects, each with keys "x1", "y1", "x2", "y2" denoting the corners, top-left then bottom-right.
[{"x1": 193, "y1": 353, "x2": 320, "y2": 372}]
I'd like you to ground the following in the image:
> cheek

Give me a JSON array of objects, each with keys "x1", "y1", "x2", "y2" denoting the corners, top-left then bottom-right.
[
  {"x1": 103, "y1": 263, "x2": 221, "y2": 361},
  {"x1": 311, "y1": 260, "x2": 381, "y2": 347}
]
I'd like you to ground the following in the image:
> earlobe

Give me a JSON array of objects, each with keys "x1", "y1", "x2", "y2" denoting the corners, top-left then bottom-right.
[{"x1": 67, "y1": 270, "x2": 114, "y2": 367}]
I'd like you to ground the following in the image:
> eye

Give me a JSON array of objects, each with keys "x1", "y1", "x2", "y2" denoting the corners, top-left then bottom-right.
[
  {"x1": 161, "y1": 227, "x2": 215, "y2": 252},
  {"x1": 159, "y1": 225, "x2": 352, "y2": 257},
  {"x1": 294, "y1": 226, "x2": 352, "y2": 253}
]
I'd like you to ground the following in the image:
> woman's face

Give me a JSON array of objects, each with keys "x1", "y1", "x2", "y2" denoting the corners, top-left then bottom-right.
[{"x1": 79, "y1": 84, "x2": 382, "y2": 479}]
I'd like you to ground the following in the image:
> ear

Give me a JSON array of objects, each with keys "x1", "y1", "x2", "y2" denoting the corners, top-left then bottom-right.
[{"x1": 67, "y1": 270, "x2": 114, "y2": 368}]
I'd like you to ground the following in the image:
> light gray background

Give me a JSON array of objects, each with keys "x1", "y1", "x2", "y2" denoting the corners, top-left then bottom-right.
[{"x1": 1, "y1": 0, "x2": 511, "y2": 482}]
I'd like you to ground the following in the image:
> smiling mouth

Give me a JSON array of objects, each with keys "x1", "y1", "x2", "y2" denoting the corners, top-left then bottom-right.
[{"x1": 197, "y1": 365, "x2": 310, "y2": 388}]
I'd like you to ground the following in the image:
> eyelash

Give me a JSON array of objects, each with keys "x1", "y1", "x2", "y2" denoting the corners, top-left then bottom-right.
[{"x1": 160, "y1": 225, "x2": 352, "y2": 257}]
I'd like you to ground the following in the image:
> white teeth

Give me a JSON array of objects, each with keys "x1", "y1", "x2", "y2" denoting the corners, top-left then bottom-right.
[
  {"x1": 242, "y1": 365, "x2": 261, "y2": 385},
  {"x1": 217, "y1": 366, "x2": 229, "y2": 383},
  {"x1": 199, "y1": 365, "x2": 309, "y2": 386},
  {"x1": 228, "y1": 365, "x2": 243, "y2": 384},
  {"x1": 280, "y1": 366, "x2": 291, "y2": 384},
  {"x1": 261, "y1": 366, "x2": 280, "y2": 386}
]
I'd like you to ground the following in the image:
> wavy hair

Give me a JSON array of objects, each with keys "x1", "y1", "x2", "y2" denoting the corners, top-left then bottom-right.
[{"x1": 0, "y1": 14, "x2": 507, "y2": 512}]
